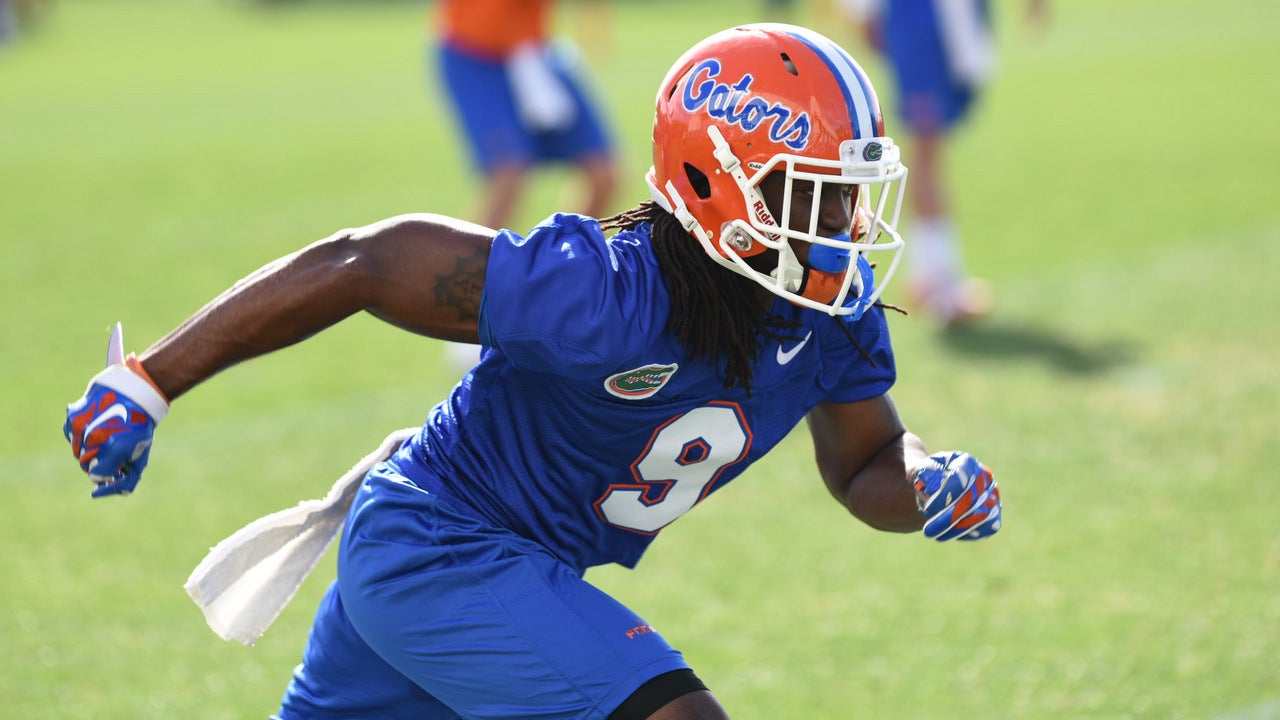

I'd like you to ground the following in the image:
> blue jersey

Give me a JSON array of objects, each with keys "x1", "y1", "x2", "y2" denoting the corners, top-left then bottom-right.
[{"x1": 389, "y1": 213, "x2": 895, "y2": 573}]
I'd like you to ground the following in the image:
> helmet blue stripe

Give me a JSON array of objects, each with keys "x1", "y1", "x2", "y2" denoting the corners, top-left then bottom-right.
[{"x1": 781, "y1": 27, "x2": 879, "y2": 139}]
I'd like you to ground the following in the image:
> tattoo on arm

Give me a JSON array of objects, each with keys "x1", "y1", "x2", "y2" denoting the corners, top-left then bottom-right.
[{"x1": 434, "y1": 244, "x2": 487, "y2": 322}]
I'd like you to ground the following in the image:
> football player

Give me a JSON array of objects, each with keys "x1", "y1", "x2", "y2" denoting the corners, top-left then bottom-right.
[{"x1": 64, "y1": 23, "x2": 1001, "y2": 720}]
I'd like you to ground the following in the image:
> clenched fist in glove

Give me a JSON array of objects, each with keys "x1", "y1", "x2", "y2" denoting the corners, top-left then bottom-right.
[
  {"x1": 63, "y1": 324, "x2": 169, "y2": 497},
  {"x1": 912, "y1": 451, "x2": 1002, "y2": 541}
]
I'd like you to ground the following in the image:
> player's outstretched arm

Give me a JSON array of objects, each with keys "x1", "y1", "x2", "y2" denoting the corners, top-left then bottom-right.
[
  {"x1": 806, "y1": 394, "x2": 1002, "y2": 540},
  {"x1": 142, "y1": 213, "x2": 496, "y2": 401},
  {"x1": 64, "y1": 213, "x2": 496, "y2": 496}
]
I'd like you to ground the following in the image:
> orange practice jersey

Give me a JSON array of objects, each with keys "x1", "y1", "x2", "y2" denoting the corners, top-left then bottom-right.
[{"x1": 435, "y1": 0, "x2": 554, "y2": 58}]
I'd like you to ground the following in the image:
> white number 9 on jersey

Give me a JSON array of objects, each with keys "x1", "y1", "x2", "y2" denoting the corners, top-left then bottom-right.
[{"x1": 593, "y1": 403, "x2": 751, "y2": 534}]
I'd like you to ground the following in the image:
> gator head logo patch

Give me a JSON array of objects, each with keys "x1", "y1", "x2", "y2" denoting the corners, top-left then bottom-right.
[{"x1": 605, "y1": 363, "x2": 679, "y2": 400}]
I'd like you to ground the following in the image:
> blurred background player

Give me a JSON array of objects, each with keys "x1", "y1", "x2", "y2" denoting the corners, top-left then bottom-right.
[
  {"x1": 760, "y1": 0, "x2": 799, "y2": 22},
  {"x1": 0, "y1": 0, "x2": 11, "y2": 44},
  {"x1": 431, "y1": 0, "x2": 618, "y2": 231},
  {"x1": 842, "y1": 0, "x2": 1048, "y2": 325},
  {"x1": 0, "y1": 0, "x2": 53, "y2": 47},
  {"x1": 431, "y1": 0, "x2": 620, "y2": 369}
]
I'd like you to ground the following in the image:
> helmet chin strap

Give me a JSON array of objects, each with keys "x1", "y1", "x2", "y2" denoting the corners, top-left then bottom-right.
[
  {"x1": 707, "y1": 126, "x2": 779, "y2": 252},
  {"x1": 768, "y1": 245, "x2": 805, "y2": 294},
  {"x1": 647, "y1": 171, "x2": 755, "y2": 284},
  {"x1": 708, "y1": 125, "x2": 810, "y2": 296}
]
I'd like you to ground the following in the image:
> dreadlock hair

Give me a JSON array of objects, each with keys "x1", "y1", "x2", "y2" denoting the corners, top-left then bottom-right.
[{"x1": 599, "y1": 201, "x2": 802, "y2": 394}]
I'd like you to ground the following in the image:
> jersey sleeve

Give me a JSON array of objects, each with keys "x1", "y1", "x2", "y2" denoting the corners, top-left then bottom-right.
[
  {"x1": 477, "y1": 214, "x2": 665, "y2": 375},
  {"x1": 822, "y1": 305, "x2": 897, "y2": 403}
]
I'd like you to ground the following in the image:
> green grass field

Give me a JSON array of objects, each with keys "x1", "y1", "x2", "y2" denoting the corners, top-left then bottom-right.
[{"x1": 2, "y1": 1, "x2": 1278, "y2": 718}]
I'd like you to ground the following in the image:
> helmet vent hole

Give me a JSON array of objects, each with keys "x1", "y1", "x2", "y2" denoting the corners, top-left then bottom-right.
[
  {"x1": 779, "y1": 53, "x2": 799, "y2": 76},
  {"x1": 668, "y1": 69, "x2": 692, "y2": 101},
  {"x1": 683, "y1": 163, "x2": 712, "y2": 199}
]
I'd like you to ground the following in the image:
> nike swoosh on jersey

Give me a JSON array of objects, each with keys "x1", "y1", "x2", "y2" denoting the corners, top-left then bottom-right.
[{"x1": 776, "y1": 331, "x2": 813, "y2": 365}]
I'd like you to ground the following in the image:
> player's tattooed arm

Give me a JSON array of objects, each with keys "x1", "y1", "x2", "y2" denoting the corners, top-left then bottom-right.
[
  {"x1": 139, "y1": 213, "x2": 497, "y2": 400},
  {"x1": 355, "y1": 213, "x2": 494, "y2": 342},
  {"x1": 431, "y1": 241, "x2": 488, "y2": 327}
]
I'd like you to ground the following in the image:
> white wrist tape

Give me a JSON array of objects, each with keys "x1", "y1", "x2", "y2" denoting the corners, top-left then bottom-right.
[{"x1": 89, "y1": 364, "x2": 170, "y2": 423}]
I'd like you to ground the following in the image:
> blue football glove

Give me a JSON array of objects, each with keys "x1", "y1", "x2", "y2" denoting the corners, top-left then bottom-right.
[
  {"x1": 64, "y1": 324, "x2": 169, "y2": 497},
  {"x1": 912, "y1": 451, "x2": 1002, "y2": 541}
]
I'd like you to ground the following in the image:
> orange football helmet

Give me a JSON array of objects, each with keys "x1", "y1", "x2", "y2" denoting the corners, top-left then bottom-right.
[{"x1": 646, "y1": 23, "x2": 907, "y2": 317}]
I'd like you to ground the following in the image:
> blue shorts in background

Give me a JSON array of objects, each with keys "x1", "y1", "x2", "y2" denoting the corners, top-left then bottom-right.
[
  {"x1": 437, "y1": 41, "x2": 613, "y2": 174},
  {"x1": 883, "y1": 0, "x2": 989, "y2": 133}
]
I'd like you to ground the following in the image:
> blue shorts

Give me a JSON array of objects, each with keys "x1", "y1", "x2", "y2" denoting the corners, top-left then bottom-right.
[
  {"x1": 275, "y1": 471, "x2": 691, "y2": 720},
  {"x1": 883, "y1": 0, "x2": 987, "y2": 133},
  {"x1": 436, "y1": 41, "x2": 613, "y2": 175}
]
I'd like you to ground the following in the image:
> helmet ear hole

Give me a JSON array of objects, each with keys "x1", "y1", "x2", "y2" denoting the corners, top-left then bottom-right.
[{"x1": 683, "y1": 163, "x2": 712, "y2": 200}]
